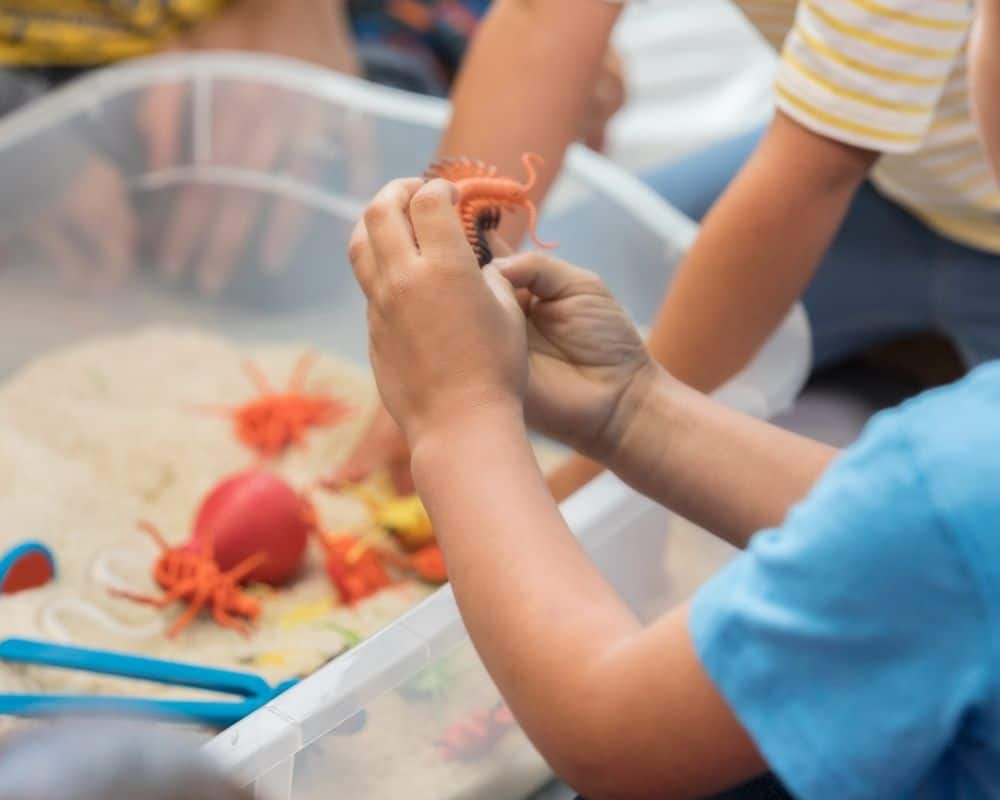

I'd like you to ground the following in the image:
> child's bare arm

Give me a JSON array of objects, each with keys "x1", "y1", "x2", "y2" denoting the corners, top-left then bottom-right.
[
  {"x1": 411, "y1": 416, "x2": 766, "y2": 798},
  {"x1": 496, "y1": 252, "x2": 839, "y2": 545},
  {"x1": 439, "y1": 0, "x2": 621, "y2": 243},
  {"x1": 971, "y1": 0, "x2": 1000, "y2": 179},
  {"x1": 348, "y1": 180, "x2": 850, "y2": 795},
  {"x1": 331, "y1": 1, "x2": 619, "y2": 491},
  {"x1": 543, "y1": 112, "x2": 868, "y2": 499},
  {"x1": 650, "y1": 111, "x2": 879, "y2": 392},
  {"x1": 606, "y1": 368, "x2": 836, "y2": 546}
]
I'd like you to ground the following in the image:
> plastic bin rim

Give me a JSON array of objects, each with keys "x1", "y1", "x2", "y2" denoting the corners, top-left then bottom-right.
[
  {"x1": 0, "y1": 51, "x2": 808, "y2": 412},
  {"x1": 200, "y1": 472, "x2": 660, "y2": 784},
  {"x1": 0, "y1": 51, "x2": 699, "y2": 250}
]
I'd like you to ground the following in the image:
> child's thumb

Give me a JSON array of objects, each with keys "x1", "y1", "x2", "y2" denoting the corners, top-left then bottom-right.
[{"x1": 481, "y1": 264, "x2": 522, "y2": 317}]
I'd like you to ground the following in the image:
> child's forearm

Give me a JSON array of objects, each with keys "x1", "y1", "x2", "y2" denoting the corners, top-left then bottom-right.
[
  {"x1": 409, "y1": 406, "x2": 643, "y2": 773},
  {"x1": 540, "y1": 113, "x2": 865, "y2": 505},
  {"x1": 971, "y1": 0, "x2": 1000, "y2": 179},
  {"x1": 410, "y1": 406, "x2": 763, "y2": 797},
  {"x1": 607, "y1": 369, "x2": 838, "y2": 547},
  {"x1": 546, "y1": 372, "x2": 839, "y2": 523},
  {"x1": 650, "y1": 112, "x2": 878, "y2": 393},
  {"x1": 413, "y1": 409, "x2": 762, "y2": 798},
  {"x1": 439, "y1": 0, "x2": 619, "y2": 243}
]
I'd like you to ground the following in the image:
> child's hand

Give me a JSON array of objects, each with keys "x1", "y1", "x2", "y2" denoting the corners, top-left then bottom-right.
[
  {"x1": 323, "y1": 407, "x2": 414, "y2": 494},
  {"x1": 971, "y1": 0, "x2": 1000, "y2": 180},
  {"x1": 141, "y1": 0, "x2": 360, "y2": 293},
  {"x1": 580, "y1": 47, "x2": 626, "y2": 153},
  {"x1": 349, "y1": 179, "x2": 529, "y2": 449},
  {"x1": 497, "y1": 252, "x2": 656, "y2": 463}
]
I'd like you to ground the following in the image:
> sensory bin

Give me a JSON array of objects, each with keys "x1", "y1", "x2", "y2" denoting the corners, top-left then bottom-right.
[{"x1": 0, "y1": 55, "x2": 809, "y2": 799}]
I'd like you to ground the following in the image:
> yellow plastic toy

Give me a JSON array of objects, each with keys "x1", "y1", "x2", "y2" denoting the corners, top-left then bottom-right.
[{"x1": 348, "y1": 487, "x2": 435, "y2": 551}]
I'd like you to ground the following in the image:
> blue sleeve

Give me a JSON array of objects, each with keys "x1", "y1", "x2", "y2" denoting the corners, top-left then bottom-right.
[{"x1": 690, "y1": 406, "x2": 990, "y2": 800}]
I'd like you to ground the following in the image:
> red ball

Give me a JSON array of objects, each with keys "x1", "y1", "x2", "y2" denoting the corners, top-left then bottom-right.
[{"x1": 192, "y1": 470, "x2": 309, "y2": 586}]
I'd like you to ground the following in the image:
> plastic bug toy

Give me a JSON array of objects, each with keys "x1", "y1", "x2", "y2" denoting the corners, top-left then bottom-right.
[
  {"x1": 315, "y1": 530, "x2": 447, "y2": 606},
  {"x1": 201, "y1": 353, "x2": 352, "y2": 460},
  {"x1": 436, "y1": 703, "x2": 517, "y2": 762},
  {"x1": 332, "y1": 485, "x2": 435, "y2": 551},
  {"x1": 316, "y1": 533, "x2": 395, "y2": 606},
  {"x1": 424, "y1": 152, "x2": 557, "y2": 266},
  {"x1": 111, "y1": 520, "x2": 267, "y2": 638},
  {"x1": 111, "y1": 472, "x2": 310, "y2": 638}
]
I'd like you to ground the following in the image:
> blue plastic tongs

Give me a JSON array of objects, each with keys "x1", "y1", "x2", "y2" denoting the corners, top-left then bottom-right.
[{"x1": 0, "y1": 638, "x2": 297, "y2": 728}]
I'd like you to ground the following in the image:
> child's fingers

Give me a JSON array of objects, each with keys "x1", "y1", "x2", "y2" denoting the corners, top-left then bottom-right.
[
  {"x1": 348, "y1": 221, "x2": 377, "y2": 296},
  {"x1": 496, "y1": 253, "x2": 607, "y2": 301},
  {"x1": 363, "y1": 178, "x2": 423, "y2": 267},
  {"x1": 514, "y1": 288, "x2": 533, "y2": 314},
  {"x1": 481, "y1": 263, "x2": 522, "y2": 316},
  {"x1": 408, "y1": 179, "x2": 468, "y2": 263}
]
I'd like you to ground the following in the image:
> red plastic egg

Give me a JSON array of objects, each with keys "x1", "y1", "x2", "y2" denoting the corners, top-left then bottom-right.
[{"x1": 192, "y1": 470, "x2": 309, "y2": 586}]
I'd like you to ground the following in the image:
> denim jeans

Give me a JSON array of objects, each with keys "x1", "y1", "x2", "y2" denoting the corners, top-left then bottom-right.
[{"x1": 644, "y1": 127, "x2": 1000, "y2": 369}]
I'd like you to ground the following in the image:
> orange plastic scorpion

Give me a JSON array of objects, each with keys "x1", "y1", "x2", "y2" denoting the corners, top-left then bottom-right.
[
  {"x1": 424, "y1": 152, "x2": 557, "y2": 266},
  {"x1": 317, "y1": 533, "x2": 396, "y2": 605},
  {"x1": 315, "y1": 531, "x2": 447, "y2": 605},
  {"x1": 304, "y1": 497, "x2": 445, "y2": 606},
  {"x1": 111, "y1": 521, "x2": 266, "y2": 638},
  {"x1": 201, "y1": 353, "x2": 352, "y2": 460},
  {"x1": 436, "y1": 703, "x2": 516, "y2": 762}
]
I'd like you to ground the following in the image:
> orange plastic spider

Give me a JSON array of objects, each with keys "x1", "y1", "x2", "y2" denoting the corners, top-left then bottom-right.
[
  {"x1": 424, "y1": 152, "x2": 557, "y2": 266},
  {"x1": 405, "y1": 543, "x2": 447, "y2": 583},
  {"x1": 304, "y1": 496, "x2": 446, "y2": 605},
  {"x1": 202, "y1": 353, "x2": 352, "y2": 459},
  {"x1": 318, "y1": 533, "x2": 396, "y2": 606},
  {"x1": 322, "y1": 535, "x2": 446, "y2": 602},
  {"x1": 111, "y1": 521, "x2": 266, "y2": 638},
  {"x1": 436, "y1": 703, "x2": 516, "y2": 762}
]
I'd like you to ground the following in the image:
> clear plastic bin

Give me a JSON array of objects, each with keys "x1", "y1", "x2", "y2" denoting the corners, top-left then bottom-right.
[{"x1": 0, "y1": 55, "x2": 810, "y2": 799}]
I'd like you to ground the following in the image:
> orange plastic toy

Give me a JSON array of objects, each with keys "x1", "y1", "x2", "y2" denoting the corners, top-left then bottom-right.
[
  {"x1": 424, "y1": 152, "x2": 557, "y2": 266},
  {"x1": 436, "y1": 703, "x2": 516, "y2": 762},
  {"x1": 112, "y1": 521, "x2": 266, "y2": 638},
  {"x1": 406, "y1": 544, "x2": 447, "y2": 583},
  {"x1": 314, "y1": 531, "x2": 447, "y2": 606},
  {"x1": 317, "y1": 533, "x2": 395, "y2": 606},
  {"x1": 202, "y1": 353, "x2": 352, "y2": 459}
]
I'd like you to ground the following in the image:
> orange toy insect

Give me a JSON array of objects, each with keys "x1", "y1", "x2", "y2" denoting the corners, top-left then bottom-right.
[
  {"x1": 406, "y1": 543, "x2": 447, "y2": 583},
  {"x1": 111, "y1": 521, "x2": 266, "y2": 638},
  {"x1": 316, "y1": 532, "x2": 447, "y2": 606},
  {"x1": 202, "y1": 352, "x2": 352, "y2": 459},
  {"x1": 436, "y1": 703, "x2": 516, "y2": 762},
  {"x1": 424, "y1": 152, "x2": 557, "y2": 266},
  {"x1": 317, "y1": 533, "x2": 396, "y2": 606}
]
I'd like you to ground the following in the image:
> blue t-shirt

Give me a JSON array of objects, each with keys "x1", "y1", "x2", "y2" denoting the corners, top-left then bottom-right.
[{"x1": 691, "y1": 363, "x2": 1000, "y2": 800}]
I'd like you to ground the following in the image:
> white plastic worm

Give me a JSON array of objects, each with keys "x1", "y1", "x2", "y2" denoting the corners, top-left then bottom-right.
[
  {"x1": 40, "y1": 596, "x2": 166, "y2": 643},
  {"x1": 37, "y1": 547, "x2": 167, "y2": 642}
]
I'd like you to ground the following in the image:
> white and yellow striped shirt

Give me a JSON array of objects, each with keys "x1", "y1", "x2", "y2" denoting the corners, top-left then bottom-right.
[
  {"x1": 736, "y1": 0, "x2": 999, "y2": 253},
  {"x1": 641, "y1": 0, "x2": 997, "y2": 253}
]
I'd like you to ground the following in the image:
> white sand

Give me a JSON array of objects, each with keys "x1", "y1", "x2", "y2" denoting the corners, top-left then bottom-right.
[
  {"x1": 0, "y1": 326, "x2": 570, "y2": 800},
  {"x1": 0, "y1": 327, "x2": 436, "y2": 699}
]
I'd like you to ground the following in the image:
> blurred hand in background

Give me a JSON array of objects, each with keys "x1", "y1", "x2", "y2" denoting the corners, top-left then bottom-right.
[
  {"x1": 1, "y1": 0, "x2": 361, "y2": 292},
  {"x1": 581, "y1": 47, "x2": 626, "y2": 153},
  {"x1": 140, "y1": 0, "x2": 361, "y2": 293}
]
